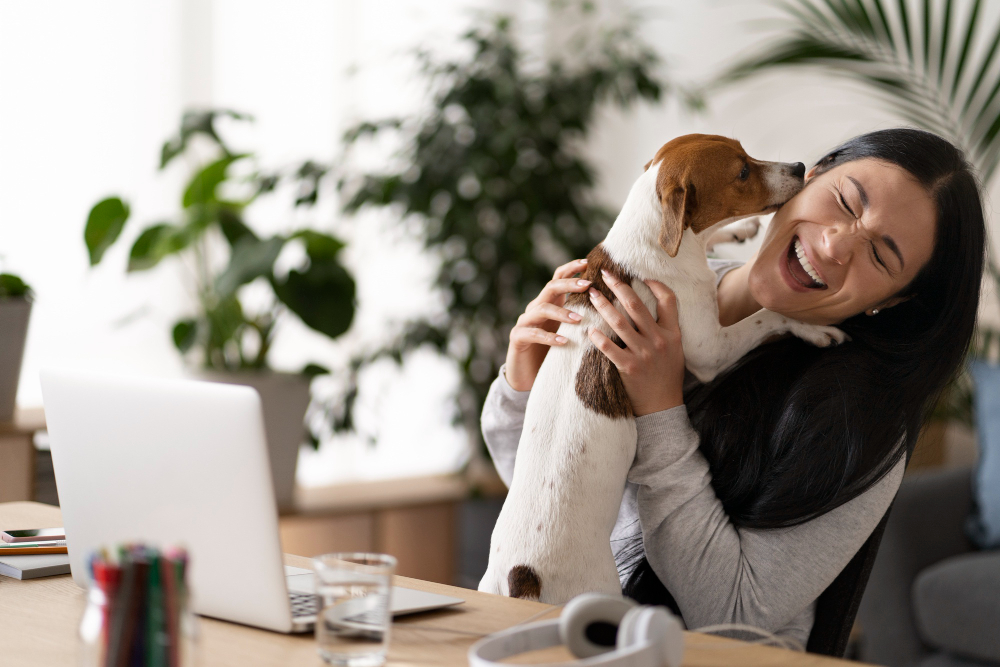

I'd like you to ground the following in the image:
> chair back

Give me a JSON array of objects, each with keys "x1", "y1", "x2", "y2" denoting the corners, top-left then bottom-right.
[{"x1": 806, "y1": 507, "x2": 893, "y2": 656}]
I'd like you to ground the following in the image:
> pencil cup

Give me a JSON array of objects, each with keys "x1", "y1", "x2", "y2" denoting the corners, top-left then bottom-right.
[
  {"x1": 312, "y1": 553, "x2": 397, "y2": 667},
  {"x1": 79, "y1": 545, "x2": 198, "y2": 667}
]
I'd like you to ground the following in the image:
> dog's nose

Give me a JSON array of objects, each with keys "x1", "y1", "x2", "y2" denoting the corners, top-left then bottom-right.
[{"x1": 790, "y1": 162, "x2": 806, "y2": 178}]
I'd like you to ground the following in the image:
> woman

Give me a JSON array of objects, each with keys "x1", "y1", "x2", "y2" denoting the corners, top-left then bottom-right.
[{"x1": 481, "y1": 128, "x2": 986, "y2": 646}]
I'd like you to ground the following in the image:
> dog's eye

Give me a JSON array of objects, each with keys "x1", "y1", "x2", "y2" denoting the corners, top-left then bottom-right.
[{"x1": 739, "y1": 164, "x2": 750, "y2": 181}]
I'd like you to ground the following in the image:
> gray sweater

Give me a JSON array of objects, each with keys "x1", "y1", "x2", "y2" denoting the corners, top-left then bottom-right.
[{"x1": 481, "y1": 261, "x2": 905, "y2": 646}]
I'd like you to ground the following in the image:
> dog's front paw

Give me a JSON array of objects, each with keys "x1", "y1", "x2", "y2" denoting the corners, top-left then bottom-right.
[
  {"x1": 738, "y1": 216, "x2": 762, "y2": 241},
  {"x1": 705, "y1": 217, "x2": 763, "y2": 252},
  {"x1": 787, "y1": 322, "x2": 850, "y2": 348}
]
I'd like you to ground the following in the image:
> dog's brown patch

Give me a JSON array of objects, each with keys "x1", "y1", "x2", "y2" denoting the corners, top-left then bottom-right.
[
  {"x1": 565, "y1": 244, "x2": 635, "y2": 309},
  {"x1": 565, "y1": 244, "x2": 635, "y2": 420},
  {"x1": 575, "y1": 344, "x2": 632, "y2": 419},
  {"x1": 508, "y1": 565, "x2": 541, "y2": 600}
]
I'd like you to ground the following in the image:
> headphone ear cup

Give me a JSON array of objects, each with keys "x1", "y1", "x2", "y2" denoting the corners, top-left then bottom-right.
[
  {"x1": 616, "y1": 607, "x2": 685, "y2": 667},
  {"x1": 616, "y1": 606, "x2": 647, "y2": 648},
  {"x1": 559, "y1": 594, "x2": 636, "y2": 659}
]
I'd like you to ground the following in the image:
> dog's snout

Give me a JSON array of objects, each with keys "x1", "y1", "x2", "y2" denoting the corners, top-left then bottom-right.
[{"x1": 790, "y1": 162, "x2": 805, "y2": 178}]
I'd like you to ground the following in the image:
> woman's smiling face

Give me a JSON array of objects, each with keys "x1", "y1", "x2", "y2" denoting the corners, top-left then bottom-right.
[{"x1": 748, "y1": 158, "x2": 938, "y2": 325}]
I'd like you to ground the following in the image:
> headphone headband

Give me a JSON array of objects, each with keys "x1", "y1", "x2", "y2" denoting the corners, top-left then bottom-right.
[
  {"x1": 468, "y1": 594, "x2": 683, "y2": 667},
  {"x1": 468, "y1": 619, "x2": 664, "y2": 667}
]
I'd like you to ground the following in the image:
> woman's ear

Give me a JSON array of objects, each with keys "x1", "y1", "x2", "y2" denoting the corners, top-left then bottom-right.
[
  {"x1": 805, "y1": 165, "x2": 819, "y2": 182},
  {"x1": 872, "y1": 294, "x2": 915, "y2": 314}
]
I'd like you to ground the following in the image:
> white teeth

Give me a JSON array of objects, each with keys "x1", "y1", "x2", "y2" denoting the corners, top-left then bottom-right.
[{"x1": 793, "y1": 239, "x2": 825, "y2": 286}]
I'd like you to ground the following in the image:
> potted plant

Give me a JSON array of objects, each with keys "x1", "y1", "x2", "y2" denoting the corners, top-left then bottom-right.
[
  {"x1": 84, "y1": 110, "x2": 355, "y2": 509},
  {"x1": 0, "y1": 272, "x2": 33, "y2": 422},
  {"x1": 327, "y1": 10, "x2": 667, "y2": 453}
]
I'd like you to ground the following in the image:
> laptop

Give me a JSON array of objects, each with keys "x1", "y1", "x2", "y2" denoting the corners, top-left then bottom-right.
[{"x1": 40, "y1": 370, "x2": 463, "y2": 633}]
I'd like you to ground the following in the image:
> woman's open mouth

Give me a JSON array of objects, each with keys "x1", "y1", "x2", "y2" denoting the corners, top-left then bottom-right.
[{"x1": 785, "y1": 236, "x2": 827, "y2": 290}]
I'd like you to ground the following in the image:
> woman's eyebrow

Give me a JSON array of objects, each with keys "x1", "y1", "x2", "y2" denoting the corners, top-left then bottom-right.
[
  {"x1": 883, "y1": 235, "x2": 905, "y2": 270},
  {"x1": 846, "y1": 176, "x2": 869, "y2": 209},
  {"x1": 847, "y1": 175, "x2": 905, "y2": 270}
]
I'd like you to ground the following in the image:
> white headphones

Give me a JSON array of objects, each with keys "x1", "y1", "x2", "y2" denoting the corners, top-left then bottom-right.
[{"x1": 468, "y1": 593, "x2": 684, "y2": 667}]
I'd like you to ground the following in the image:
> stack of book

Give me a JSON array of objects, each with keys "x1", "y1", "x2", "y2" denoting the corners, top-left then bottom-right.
[{"x1": 0, "y1": 529, "x2": 70, "y2": 579}]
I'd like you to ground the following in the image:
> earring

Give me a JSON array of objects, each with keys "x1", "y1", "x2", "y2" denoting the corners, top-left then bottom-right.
[{"x1": 870, "y1": 308, "x2": 880, "y2": 315}]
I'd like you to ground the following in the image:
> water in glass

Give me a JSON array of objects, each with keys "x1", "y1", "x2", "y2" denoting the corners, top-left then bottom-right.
[{"x1": 314, "y1": 553, "x2": 395, "y2": 667}]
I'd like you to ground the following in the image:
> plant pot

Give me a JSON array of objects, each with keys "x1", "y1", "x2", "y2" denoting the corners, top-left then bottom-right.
[
  {"x1": 0, "y1": 298, "x2": 32, "y2": 422},
  {"x1": 198, "y1": 370, "x2": 311, "y2": 512}
]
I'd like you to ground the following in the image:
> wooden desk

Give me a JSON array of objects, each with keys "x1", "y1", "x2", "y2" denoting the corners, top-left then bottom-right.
[{"x1": 0, "y1": 502, "x2": 858, "y2": 667}]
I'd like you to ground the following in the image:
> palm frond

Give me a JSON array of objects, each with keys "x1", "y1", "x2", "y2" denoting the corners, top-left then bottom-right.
[{"x1": 716, "y1": 0, "x2": 1000, "y2": 182}]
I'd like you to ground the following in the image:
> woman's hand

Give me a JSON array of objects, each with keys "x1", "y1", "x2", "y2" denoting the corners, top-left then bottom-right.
[
  {"x1": 587, "y1": 271, "x2": 685, "y2": 416},
  {"x1": 504, "y1": 259, "x2": 592, "y2": 391}
]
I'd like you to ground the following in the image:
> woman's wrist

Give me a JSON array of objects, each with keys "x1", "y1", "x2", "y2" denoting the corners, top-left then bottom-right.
[
  {"x1": 632, "y1": 392, "x2": 684, "y2": 417},
  {"x1": 502, "y1": 362, "x2": 535, "y2": 392}
]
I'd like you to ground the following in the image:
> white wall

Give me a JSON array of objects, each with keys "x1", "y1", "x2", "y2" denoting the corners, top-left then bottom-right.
[{"x1": 0, "y1": 2, "x2": 189, "y2": 404}]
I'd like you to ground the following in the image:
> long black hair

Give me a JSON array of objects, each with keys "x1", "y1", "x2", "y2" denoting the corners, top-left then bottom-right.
[{"x1": 623, "y1": 128, "x2": 986, "y2": 608}]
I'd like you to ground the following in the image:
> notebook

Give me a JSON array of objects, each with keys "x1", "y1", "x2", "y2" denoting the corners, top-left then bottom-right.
[{"x1": 0, "y1": 553, "x2": 71, "y2": 580}]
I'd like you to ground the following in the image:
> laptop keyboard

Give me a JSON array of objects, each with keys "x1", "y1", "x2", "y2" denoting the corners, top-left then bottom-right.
[{"x1": 289, "y1": 591, "x2": 318, "y2": 618}]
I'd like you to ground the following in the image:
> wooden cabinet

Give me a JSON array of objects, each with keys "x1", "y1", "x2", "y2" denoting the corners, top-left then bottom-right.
[
  {"x1": 279, "y1": 474, "x2": 468, "y2": 585},
  {"x1": 0, "y1": 407, "x2": 44, "y2": 502}
]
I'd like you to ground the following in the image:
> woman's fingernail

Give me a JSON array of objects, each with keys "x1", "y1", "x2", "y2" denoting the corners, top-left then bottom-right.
[
  {"x1": 577, "y1": 279, "x2": 591, "y2": 286},
  {"x1": 601, "y1": 269, "x2": 612, "y2": 281},
  {"x1": 555, "y1": 335, "x2": 567, "y2": 344},
  {"x1": 569, "y1": 312, "x2": 582, "y2": 321},
  {"x1": 589, "y1": 288, "x2": 599, "y2": 299},
  {"x1": 579, "y1": 259, "x2": 588, "y2": 264}
]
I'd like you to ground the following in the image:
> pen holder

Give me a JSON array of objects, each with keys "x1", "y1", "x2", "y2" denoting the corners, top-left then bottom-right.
[{"x1": 78, "y1": 545, "x2": 198, "y2": 667}]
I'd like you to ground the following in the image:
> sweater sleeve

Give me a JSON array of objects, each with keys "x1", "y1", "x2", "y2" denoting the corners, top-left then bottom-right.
[
  {"x1": 628, "y1": 405, "x2": 905, "y2": 632},
  {"x1": 481, "y1": 364, "x2": 531, "y2": 488}
]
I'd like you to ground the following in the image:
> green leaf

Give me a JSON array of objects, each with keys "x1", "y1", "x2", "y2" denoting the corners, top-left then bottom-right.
[
  {"x1": 218, "y1": 208, "x2": 259, "y2": 246},
  {"x1": 214, "y1": 236, "x2": 285, "y2": 298},
  {"x1": 160, "y1": 109, "x2": 253, "y2": 169},
  {"x1": 204, "y1": 295, "x2": 247, "y2": 359},
  {"x1": 182, "y1": 153, "x2": 248, "y2": 208},
  {"x1": 272, "y1": 234, "x2": 354, "y2": 339},
  {"x1": 289, "y1": 230, "x2": 345, "y2": 260},
  {"x1": 274, "y1": 264, "x2": 355, "y2": 339},
  {"x1": 0, "y1": 273, "x2": 32, "y2": 299},
  {"x1": 342, "y1": 119, "x2": 404, "y2": 144},
  {"x1": 127, "y1": 224, "x2": 190, "y2": 272},
  {"x1": 951, "y1": 0, "x2": 981, "y2": 101},
  {"x1": 84, "y1": 197, "x2": 130, "y2": 266},
  {"x1": 936, "y1": 0, "x2": 954, "y2": 86},
  {"x1": 922, "y1": 0, "x2": 932, "y2": 71},
  {"x1": 293, "y1": 161, "x2": 330, "y2": 207},
  {"x1": 897, "y1": 0, "x2": 914, "y2": 60},
  {"x1": 172, "y1": 319, "x2": 198, "y2": 352},
  {"x1": 301, "y1": 363, "x2": 330, "y2": 378}
]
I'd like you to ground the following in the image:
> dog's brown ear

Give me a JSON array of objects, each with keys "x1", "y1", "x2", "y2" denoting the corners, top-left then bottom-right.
[
  {"x1": 659, "y1": 181, "x2": 696, "y2": 258},
  {"x1": 644, "y1": 159, "x2": 653, "y2": 171}
]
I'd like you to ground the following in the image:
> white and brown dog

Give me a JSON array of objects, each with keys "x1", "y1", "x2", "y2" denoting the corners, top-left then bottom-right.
[{"x1": 479, "y1": 134, "x2": 846, "y2": 604}]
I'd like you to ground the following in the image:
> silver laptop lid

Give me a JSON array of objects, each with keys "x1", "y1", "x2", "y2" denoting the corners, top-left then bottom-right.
[{"x1": 41, "y1": 370, "x2": 295, "y2": 633}]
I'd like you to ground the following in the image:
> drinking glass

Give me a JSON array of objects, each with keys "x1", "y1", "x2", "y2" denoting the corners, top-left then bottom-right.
[{"x1": 312, "y1": 553, "x2": 397, "y2": 667}]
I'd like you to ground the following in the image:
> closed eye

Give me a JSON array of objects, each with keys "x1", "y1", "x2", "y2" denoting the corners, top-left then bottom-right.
[
  {"x1": 871, "y1": 242, "x2": 887, "y2": 270},
  {"x1": 837, "y1": 189, "x2": 857, "y2": 218}
]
